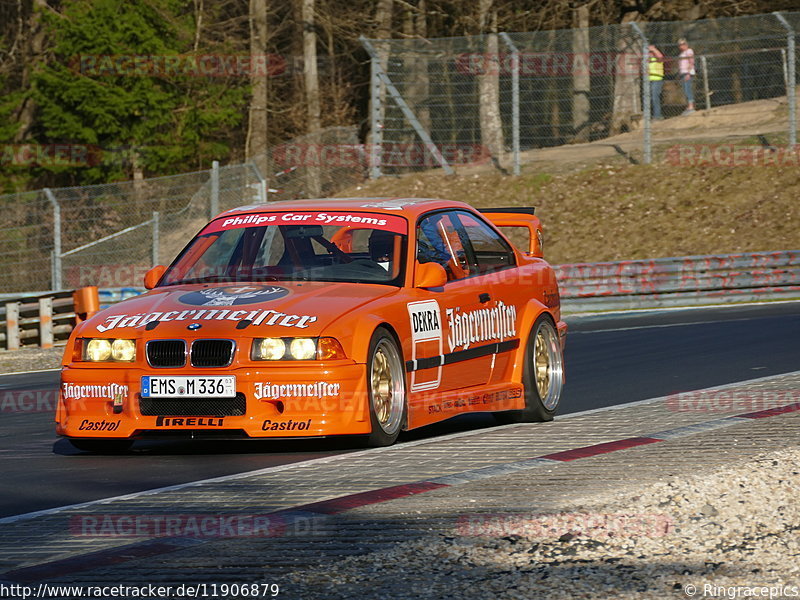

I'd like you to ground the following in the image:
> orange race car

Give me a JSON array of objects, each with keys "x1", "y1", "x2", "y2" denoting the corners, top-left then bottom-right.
[{"x1": 56, "y1": 198, "x2": 566, "y2": 451}]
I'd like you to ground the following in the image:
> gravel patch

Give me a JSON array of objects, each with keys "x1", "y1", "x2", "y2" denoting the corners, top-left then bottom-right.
[
  {"x1": 0, "y1": 346, "x2": 62, "y2": 375},
  {"x1": 283, "y1": 445, "x2": 800, "y2": 599}
]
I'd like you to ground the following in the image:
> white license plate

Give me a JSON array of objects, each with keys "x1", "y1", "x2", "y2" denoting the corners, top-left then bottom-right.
[{"x1": 141, "y1": 376, "x2": 236, "y2": 398}]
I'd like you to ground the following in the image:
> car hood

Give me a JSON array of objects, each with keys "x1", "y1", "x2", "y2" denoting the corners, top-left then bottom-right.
[{"x1": 80, "y1": 281, "x2": 398, "y2": 338}]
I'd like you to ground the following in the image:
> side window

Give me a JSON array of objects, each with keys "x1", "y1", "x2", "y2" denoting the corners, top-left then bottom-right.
[
  {"x1": 416, "y1": 212, "x2": 471, "y2": 281},
  {"x1": 454, "y1": 212, "x2": 516, "y2": 274}
]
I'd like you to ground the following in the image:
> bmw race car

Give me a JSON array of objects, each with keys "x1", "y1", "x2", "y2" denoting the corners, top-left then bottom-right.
[{"x1": 56, "y1": 197, "x2": 566, "y2": 451}]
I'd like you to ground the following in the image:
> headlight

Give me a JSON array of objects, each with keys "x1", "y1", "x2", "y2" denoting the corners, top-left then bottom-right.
[
  {"x1": 289, "y1": 338, "x2": 316, "y2": 360},
  {"x1": 253, "y1": 338, "x2": 287, "y2": 360},
  {"x1": 111, "y1": 339, "x2": 136, "y2": 362},
  {"x1": 251, "y1": 337, "x2": 346, "y2": 361},
  {"x1": 85, "y1": 339, "x2": 112, "y2": 362},
  {"x1": 82, "y1": 338, "x2": 136, "y2": 362}
]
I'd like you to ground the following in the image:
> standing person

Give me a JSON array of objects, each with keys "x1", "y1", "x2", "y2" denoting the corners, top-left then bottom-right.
[
  {"x1": 648, "y1": 44, "x2": 665, "y2": 119},
  {"x1": 678, "y1": 38, "x2": 695, "y2": 114}
]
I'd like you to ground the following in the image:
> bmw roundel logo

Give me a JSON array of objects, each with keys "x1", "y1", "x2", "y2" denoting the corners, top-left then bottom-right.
[
  {"x1": 187, "y1": 323, "x2": 202, "y2": 330},
  {"x1": 179, "y1": 285, "x2": 290, "y2": 307}
]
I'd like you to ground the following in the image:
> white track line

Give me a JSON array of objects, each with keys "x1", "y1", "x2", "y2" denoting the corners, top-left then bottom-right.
[
  {"x1": 569, "y1": 315, "x2": 786, "y2": 334},
  {"x1": 0, "y1": 368, "x2": 60, "y2": 378},
  {"x1": 566, "y1": 298, "x2": 800, "y2": 319},
  {"x1": 3, "y1": 368, "x2": 798, "y2": 525},
  {"x1": 556, "y1": 368, "x2": 800, "y2": 421}
]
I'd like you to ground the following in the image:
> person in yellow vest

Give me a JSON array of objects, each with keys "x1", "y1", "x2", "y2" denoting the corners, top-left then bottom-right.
[{"x1": 648, "y1": 44, "x2": 665, "y2": 120}]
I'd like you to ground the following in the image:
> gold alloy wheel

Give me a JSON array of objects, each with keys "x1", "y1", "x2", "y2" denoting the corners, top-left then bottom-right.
[
  {"x1": 371, "y1": 349, "x2": 392, "y2": 425},
  {"x1": 535, "y1": 330, "x2": 551, "y2": 399},
  {"x1": 370, "y1": 338, "x2": 404, "y2": 433},
  {"x1": 531, "y1": 319, "x2": 563, "y2": 411}
]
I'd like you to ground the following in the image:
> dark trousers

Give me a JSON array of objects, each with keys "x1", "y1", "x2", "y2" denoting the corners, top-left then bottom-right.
[{"x1": 650, "y1": 79, "x2": 663, "y2": 118}]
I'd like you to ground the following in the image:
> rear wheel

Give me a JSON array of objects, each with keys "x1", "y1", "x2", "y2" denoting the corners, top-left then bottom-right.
[
  {"x1": 68, "y1": 439, "x2": 133, "y2": 453},
  {"x1": 496, "y1": 315, "x2": 564, "y2": 424},
  {"x1": 364, "y1": 327, "x2": 406, "y2": 447}
]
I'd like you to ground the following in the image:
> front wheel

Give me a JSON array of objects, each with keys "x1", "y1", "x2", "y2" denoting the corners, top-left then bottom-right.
[
  {"x1": 364, "y1": 327, "x2": 407, "y2": 447},
  {"x1": 496, "y1": 315, "x2": 564, "y2": 424}
]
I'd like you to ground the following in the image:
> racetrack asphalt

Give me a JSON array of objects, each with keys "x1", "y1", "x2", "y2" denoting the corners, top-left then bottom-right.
[{"x1": 0, "y1": 300, "x2": 798, "y2": 519}]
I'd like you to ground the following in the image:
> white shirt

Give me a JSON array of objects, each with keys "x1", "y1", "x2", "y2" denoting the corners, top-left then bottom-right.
[{"x1": 679, "y1": 48, "x2": 695, "y2": 75}]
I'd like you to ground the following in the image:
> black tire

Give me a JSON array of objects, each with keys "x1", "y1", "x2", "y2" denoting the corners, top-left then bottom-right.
[
  {"x1": 495, "y1": 315, "x2": 564, "y2": 424},
  {"x1": 68, "y1": 438, "x2": 133, "y2": 453},
  {"x1": 363, "y1": 327, "x2": 407, "y2": 447}
]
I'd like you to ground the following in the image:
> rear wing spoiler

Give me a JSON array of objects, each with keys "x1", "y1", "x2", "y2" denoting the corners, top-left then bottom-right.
[{"x1": 478, "y1": 207, "x2": 543, "y2": 257}]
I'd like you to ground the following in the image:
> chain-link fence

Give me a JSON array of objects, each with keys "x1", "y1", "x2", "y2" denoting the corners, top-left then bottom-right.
[
  {"x1": 0, "y1": 165, "x2": 262, "y2": 293},
  {"x1": 0, "y1": 190, "x2": 54, "y2": 293},
  {"x1": 0, "y1": 126, "x2": 365, "y2": 295},
  {"x1": 256, "y1": 126, "x2": 366, "y2": 200},
  {"x1": 363, "y1": 11, "x2": 799, "y2": 175},
  {"x1": 58, "y1": 163, "x2": 268, "y2": 291},
  {"x1": 2, "y1": 12, "x2": 799, "y2": 295}
]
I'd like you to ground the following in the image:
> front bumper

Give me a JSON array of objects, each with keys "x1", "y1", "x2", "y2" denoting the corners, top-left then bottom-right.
[{"x1": 56, "y1": 363, "x2": 370, "y2": 439}]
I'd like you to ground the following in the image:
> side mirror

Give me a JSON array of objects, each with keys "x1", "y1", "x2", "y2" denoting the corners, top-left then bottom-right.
[
  {"x1": 414, "y1": 261, "x2": 447, "y2": 289},
  {"x1": 72, "y1": 286, "x2": 100, "y2": 322},
  {"x1": 144, "y1": 265, "x2": 167, "y2": 289}
]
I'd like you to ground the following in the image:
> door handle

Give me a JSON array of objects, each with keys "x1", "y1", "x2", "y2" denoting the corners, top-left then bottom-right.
[{"x1": 479, "y1": 292, "x2": 491, "y2": 304}]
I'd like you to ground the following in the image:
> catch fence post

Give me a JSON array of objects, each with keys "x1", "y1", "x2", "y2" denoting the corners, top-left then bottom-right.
[
  {"x1": 44, "y1": 188, "x2": 62, "y2": 290},
  {"x1": 631, "y1": 23, "x2": 651, "y2": 164},
  {"x1": 151, "y1": 211, "x2": 160, "y2": 266},
  {"x1": 774, "y1": 12, "x2": 797, "y2": 147},
  {"x1": 210, "y1": 160, "x2": 220, "y2": 219},
  {"x1": 500, "y1": 33, "x2": 521, "y2": 175}
]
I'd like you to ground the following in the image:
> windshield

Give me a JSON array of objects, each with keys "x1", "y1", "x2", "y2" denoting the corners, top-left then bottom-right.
[{"x1": 161, "y1": 211, "x2": 408, "y2": 286}]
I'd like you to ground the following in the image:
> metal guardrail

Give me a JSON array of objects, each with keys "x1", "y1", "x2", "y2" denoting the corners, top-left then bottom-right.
[
  {"x1": 1, "y1": 287, "x2": 99, "y2": 350},
  {"x1": 1, "y1": 291, "x2": 74, "y2": 350},
  {"x1": 5, "y1": 250, "x2": 794, "y2": 346},
  {"x1": 556, "y1": 250, "x2": 800, "y2": 312}
]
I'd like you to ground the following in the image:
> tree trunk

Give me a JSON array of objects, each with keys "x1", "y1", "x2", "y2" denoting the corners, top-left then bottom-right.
[
  {"x1": 13, "y1": 0, "x2": 49, "y2": 143},
  {"x1": 413, "y1": 1, "x2": 431, "y2": 138},
  {"x1": 611, "y1": 11, "x2": 642, "y2": 135},
  {"x1": 131, "y1": 149, "x2": 145, "y2": 198},
  {"x1": 571, "y1": 4, "x2": 591, "y2": 142},
  {"x1": 732, "y1": 69, "x2": 742, "y2": 104},
  {"x1": 402, "y1": 1, "x2": 431, "y2": 152},
  {"x1": 246, "y1": 0, "x2": 269, "y2": 180},
  {"x1": 401, "y1": 4, "x2": 414, "y2": 148},
  {"x1": 477, "y1": 0, "x2": 505, "y2": 172},
  {"x1": 369, "y1": 0, "x2": 393, "y2": 175},
  {"x1": 192, "y1": 0, "x2": 203, "y2": 52},
  {"x1": 544, "y1": 27, "x2": 560, "y2": 145},
  {"x1": 301, "y1": 0, "x2": 322, "y2": 196}
]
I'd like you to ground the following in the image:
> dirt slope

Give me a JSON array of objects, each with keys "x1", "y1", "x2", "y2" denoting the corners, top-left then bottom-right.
[
  {"x1": 338, "y1": 95, "x2": 800, "y2": 264},
  {"x1": 341, "y1": 162, "x2": 799, "y2": 264}
]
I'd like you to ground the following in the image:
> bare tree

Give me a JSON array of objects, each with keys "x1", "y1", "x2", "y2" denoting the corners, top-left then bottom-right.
[
  {"x1": 610, "y1": 9, "x2": 642, "y2": 135},
  {"x1": 404, "y1": 1, "x2": 431, "y2": 139},
  {"x1": 571, "y1": 3, "x2": 591, "y2": 142},
  {"x1": 369, "y1": 0, "x2": 393, "y2": 175},
  {"x1": 477, "y1": 0, "x2": 506, "y2": 173},
  {"x1": 301, "y1": 0, "x2": 322, "y2": 196},
  {"x1": 192, "y1": 0, "x2": 204, "y2": 52},
  {"x1": 246, "y1": 0, "x2": 269, "y2": 179},
  {"x1": 12, "y1": 0, "x2": 49, "y2": 144}
]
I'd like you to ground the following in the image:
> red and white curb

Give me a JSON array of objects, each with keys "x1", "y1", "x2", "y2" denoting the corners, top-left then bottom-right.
[{"x1": 3, "y1": 387, "x2": 800, "y2": 583}]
